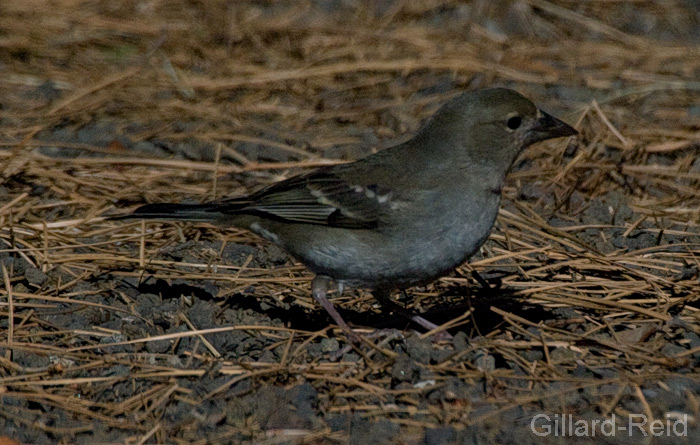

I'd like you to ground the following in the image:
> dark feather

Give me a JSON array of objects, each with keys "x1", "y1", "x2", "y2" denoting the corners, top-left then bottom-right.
[
  {"x1": 221, "y1": 168, "x2": 394, "y2": 229},
  {"x1": 117, "y1": 167, "x2": 401, "y2": 229}
]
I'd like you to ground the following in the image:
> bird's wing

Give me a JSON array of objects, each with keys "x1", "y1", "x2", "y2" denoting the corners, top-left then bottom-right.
[{"x1": 219, "y1": 167, "x2": 400, "y2": 229}]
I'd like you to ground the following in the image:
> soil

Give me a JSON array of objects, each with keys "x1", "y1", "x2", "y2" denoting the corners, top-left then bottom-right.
[{"x1": 1, "y1": 1, "x2": 700, "y2": 444}]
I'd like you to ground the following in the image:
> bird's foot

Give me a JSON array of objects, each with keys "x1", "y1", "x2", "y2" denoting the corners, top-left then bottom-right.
[
  {"x1": 330, "y1": 328, "x2": 405, "y2": 361},
  {"x1": 411, "y1": 314, "x2": 453, "y2": 342},
  {"x1": 312, "y1": 275, "x2": 362, "y2": 344},
  {"x1": 374, "y1": 289, "x2": 453, "y2": 341}
]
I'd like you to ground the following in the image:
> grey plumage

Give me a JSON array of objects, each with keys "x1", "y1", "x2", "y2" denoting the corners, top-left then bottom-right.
[{"x1": 118, "y1": 88, "x2": 577, "y2": 341}]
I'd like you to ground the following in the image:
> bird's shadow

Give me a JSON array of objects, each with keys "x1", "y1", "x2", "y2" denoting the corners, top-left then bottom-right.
[{"x1": 133, "y1": 275, "x2": 554, "y2": 338}]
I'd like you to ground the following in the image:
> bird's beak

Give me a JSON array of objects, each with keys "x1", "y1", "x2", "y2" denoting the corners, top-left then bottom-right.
[{"x1": 524, "y1": 110, "x2": 578, "y2": 146}]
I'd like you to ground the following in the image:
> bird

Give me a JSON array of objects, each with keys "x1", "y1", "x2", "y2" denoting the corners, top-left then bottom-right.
[{"x1": 116, "y1": 88, "x2": 577, "y2": 341}]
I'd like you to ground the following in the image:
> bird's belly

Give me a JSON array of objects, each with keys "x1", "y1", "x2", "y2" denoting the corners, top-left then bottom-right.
[{"x1": 289, "y1": 203, "x2": 499, "y2": 289}]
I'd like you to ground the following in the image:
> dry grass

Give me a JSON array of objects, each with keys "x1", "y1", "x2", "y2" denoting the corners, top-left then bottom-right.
[{"x1": 1, "y1": 0, "x2": 700, "y2": 443}]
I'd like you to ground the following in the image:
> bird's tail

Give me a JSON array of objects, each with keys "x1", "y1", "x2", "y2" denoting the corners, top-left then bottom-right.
[{"x1": 112, "y1": 203, "x2": 234, "y2": 222}]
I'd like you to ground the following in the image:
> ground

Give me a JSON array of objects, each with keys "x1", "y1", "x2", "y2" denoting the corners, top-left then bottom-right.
[{"x1": 1, "y1": 1, "x2": 700, "y2": 444}]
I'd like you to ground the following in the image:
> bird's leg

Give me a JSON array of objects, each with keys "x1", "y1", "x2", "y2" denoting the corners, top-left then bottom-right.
[
  {"x1": 398, "y1": 290, "x2": 443, "y2": 331},
  {"x1": 373, "y1": 288, "x2": 410, "y2": 318},
  {"x1": 374, "y1": 289, "x2": 452, "y2": 340},
  {"x1": 312, "y1": 275, "x2": 359, "y2": 343},
  {"x1": 471, "y1": 270, "x2": 493, "y2": 289}
]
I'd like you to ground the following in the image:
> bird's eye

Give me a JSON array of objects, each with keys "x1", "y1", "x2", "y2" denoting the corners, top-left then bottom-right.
[{"x1": 506, "y1": 115, "x2": 522, "y2": 130}]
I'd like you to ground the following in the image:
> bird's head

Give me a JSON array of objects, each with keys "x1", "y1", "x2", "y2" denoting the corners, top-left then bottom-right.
[{"x1": 416, "y1": 88, "x2": 577, "y2": 171}]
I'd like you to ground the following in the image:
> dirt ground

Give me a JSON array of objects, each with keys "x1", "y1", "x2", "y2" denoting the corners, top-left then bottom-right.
[{"x1": 1, "y1": 1, "x2": 700, "y2": 443}]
